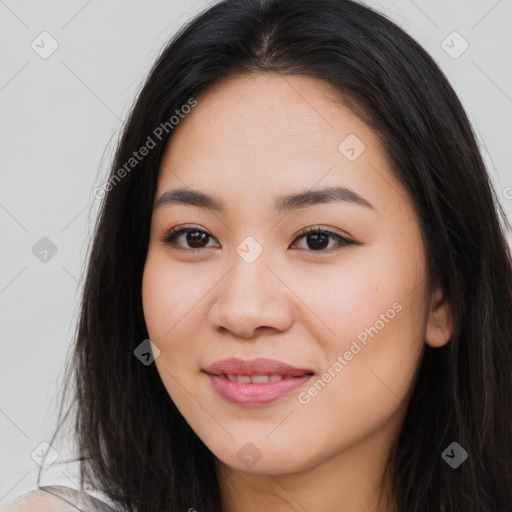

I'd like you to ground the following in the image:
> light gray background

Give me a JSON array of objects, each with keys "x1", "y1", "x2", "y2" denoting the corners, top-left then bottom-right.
[{"x1": 1, "y1": 0, "x2": 511, "y2": 503}]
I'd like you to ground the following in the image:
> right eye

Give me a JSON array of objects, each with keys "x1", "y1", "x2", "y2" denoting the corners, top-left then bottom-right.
[{"x1": 161, "y1": 225, "x2": 220, "y2": 251}]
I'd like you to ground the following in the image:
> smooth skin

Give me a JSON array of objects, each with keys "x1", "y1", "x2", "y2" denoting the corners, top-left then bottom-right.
[{"x1": 142, "y1": 74, "x2": 453, "y2": 512}]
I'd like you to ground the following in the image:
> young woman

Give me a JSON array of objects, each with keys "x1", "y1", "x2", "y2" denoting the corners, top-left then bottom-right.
[{"x1": 2, "y1": 0, "x2": 511, "y2": 510}]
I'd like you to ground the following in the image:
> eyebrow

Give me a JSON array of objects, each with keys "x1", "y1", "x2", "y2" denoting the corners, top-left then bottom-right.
[{"x1": 153, "y1": 186, "x2": 375, "y2": 214}]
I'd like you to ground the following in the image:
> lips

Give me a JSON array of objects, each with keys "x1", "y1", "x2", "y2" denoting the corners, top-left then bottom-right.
[
  {"x1": 203, "y1": 357, "x2": 314, "y2": 377},
  {"x1": 203, "y1": 357, "x2": 314, "y2": 406}
]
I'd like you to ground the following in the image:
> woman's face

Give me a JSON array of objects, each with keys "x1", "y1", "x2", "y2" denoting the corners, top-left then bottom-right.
[{"x1": 142, "y1": 73, "x2": 451, "y2": 476}]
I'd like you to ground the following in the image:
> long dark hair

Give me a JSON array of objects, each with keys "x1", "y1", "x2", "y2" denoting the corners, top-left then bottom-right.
[{"x1": 38, "y1": 0, "x2": 512, "y2": 510}]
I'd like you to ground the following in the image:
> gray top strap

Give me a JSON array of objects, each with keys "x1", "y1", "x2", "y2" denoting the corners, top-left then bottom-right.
[{"x1": 37, "y1": 486, "x2": 118, "y2": 512}]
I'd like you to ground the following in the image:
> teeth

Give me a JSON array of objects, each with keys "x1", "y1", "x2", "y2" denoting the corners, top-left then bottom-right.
[
  {"x1": 224, "y1": 374, "x2": 286, "y2": 383},
  {"x1": 251, "y1": 375, "x2": 271, "y2": 383}
]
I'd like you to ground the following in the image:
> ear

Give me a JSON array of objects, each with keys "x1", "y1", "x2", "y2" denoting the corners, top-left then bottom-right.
[{"x1": 425, "y1": 284, "x2": 453, "y2": 348}]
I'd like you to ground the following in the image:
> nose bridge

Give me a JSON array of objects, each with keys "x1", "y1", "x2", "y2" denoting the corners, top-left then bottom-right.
[
  {"x1": 210, "y1": 241, "x2": 293, "y2": 337},
  {"x1": 226, "y1": 242, "x2": 273, "y2": 305}
]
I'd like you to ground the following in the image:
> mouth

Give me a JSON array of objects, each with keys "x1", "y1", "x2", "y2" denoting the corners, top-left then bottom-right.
[{"x1": 202, "y1": 358, "x2": 315, "y2": 407}]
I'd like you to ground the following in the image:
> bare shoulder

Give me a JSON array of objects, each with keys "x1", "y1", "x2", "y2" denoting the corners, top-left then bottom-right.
[
  {"x1": 0, "y1": 486, "x2": 116, "y2": 512},
  {"x1": 0, "y1": 488, "x2": 76, "y2": 511}
]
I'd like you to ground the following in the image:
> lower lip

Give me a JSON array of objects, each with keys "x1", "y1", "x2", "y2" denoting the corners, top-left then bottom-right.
[{"x1": 205, "y1": 373, "x2": 313, "y2": 407}]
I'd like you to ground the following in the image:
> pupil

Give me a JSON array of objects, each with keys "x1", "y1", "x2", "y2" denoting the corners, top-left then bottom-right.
[
  {"x1": 308, "y1": 233, "x2": 328, "y2": 250},
  {"x1": 187, "y1": 231, "x2": 208, "y2": 248}
]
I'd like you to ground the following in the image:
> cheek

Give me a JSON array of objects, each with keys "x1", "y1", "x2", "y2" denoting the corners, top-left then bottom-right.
[
  {"x1": 331, "y1": 232, "x2": 426, "y2": 346},
  {"x1": 291, "y1": 251, "x2": 423, "y2": 351},
  {"x1": 142, "y1": 256, "x2": 173, "y2": 341},
  {"x1": 141, "y1": 253, "x2": 203, "y2": 401},
  {"x1": 142, "y1": 251, "x2": 207, "y2": 343},
  {"x1": 291, "y1": 239, "x2": 427, "y2": 405}
]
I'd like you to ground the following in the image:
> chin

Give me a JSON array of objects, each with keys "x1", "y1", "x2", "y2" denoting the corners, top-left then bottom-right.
[{"x1": 209, "y1": 437, "x2": 324, "y2": 476}]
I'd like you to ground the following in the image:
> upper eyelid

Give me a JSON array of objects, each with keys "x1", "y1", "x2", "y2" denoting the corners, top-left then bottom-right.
[
  {"x1": 163, "y1": 224, "x2": 354, "y2": 246},
  {"x1": 164, "y1": 224, "x2": 348, "y2": 238}
]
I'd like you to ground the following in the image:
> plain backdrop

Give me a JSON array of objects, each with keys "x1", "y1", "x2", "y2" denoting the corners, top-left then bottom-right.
[{"x1": 1, "y1": 0, "x2": 511, "y2": 504}]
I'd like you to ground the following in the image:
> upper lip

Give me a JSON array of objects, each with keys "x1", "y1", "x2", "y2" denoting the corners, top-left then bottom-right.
[{"x1": 203, "y1": 357, "x2": 315, "y2": 377}]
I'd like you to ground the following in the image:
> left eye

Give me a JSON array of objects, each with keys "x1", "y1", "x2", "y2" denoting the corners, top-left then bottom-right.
[
  {"x1": 292, "y1": 227, "x2": 356, "y2": 251},
  {"x1": 162, "y1": 225, "x2": 356, "y2": 252}
]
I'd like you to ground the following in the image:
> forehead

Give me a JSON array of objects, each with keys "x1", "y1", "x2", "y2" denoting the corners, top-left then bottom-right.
[{"x1": 156, "y1": 73, "x2": 409, "y2": 217}]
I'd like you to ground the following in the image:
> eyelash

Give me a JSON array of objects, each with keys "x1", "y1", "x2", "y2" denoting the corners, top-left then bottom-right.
[{"x1": 161, "y1": 224, "x2": 357, "y2": 253}]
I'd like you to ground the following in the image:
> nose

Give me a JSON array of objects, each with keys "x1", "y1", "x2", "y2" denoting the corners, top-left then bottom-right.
[{"x1": 208, "y1": 251, "x2": 295, "y2": 339}]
